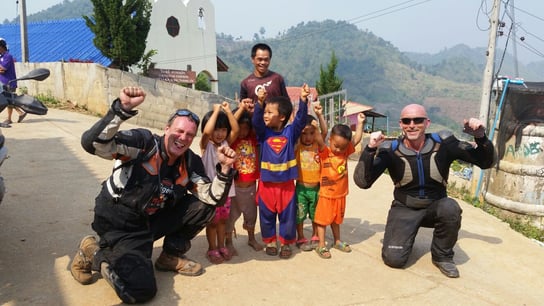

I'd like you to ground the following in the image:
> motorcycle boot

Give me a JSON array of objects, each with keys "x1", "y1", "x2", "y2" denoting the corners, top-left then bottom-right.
[{"x1": 70, "y1": 235, "x2": 99, "y2": 284}]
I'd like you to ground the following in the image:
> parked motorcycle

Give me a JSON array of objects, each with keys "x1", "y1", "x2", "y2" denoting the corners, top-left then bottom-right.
[
  {"x1": 0, "y1": 68, "x2": 50, "y2": 124},
  {"x1": 0, "y1": 68, "x2": 50, "y2": 204}
]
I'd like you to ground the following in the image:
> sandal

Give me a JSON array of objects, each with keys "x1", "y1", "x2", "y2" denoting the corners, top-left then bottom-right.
[
  {"x1": 265, "y1": 242, "x2": 278, "y2": 256},
  {"x1": 295, "y1": 238, "x2": 309, "y2": 248},
  {"x1": 219, "y1": 247, "x2": 232, "y2": 261},
  {"x1": 315, "y1": 246, "x2": 331, "y2": 259},
  {"x1": 310, "y1": 236, "x2": 319, "y2": 249},
  {"x1": 17, "y1": 112, "x2": 27, "y2": 123},
  {"x1": 279, "y1": 245, "x2": 292, "y2": 259},
  {"x1": 333, "y1": 241, "x2": 352, "y2": 253},
  {"x1": 206, "y1": 249, "x2": 224, "y2": 264}
]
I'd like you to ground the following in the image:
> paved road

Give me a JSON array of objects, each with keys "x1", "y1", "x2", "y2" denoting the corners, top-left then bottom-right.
[{"x1": 0, "y1": 109, "x2": 543, "y2": 305}]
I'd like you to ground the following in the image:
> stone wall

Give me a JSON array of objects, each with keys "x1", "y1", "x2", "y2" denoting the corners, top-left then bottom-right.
[{"x1": 14, "y1": 62, "x2": 233, "y2": 130}]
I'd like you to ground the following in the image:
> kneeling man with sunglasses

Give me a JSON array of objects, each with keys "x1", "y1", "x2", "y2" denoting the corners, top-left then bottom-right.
[
  {"x1": 353, "y1": 103, "x2": 494, "y2": 278},
  {"x1": 71, "y1": 87, "x2": 237, "y2": 303}
]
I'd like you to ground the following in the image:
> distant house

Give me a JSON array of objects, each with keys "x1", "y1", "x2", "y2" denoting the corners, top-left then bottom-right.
[
  {"x1": 286, "y1": 86, "x2": 319, "y2": 103},
  {"x1": 286, "y1": 86, "x2": 386, "y2": 132},
  {"x1": 343, "y1": 101, "x2": 387, "y2": 132}
]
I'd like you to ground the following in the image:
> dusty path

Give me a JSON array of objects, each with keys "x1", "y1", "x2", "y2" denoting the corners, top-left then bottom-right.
[{"x1": 0, "y1": 109, "x2": 543, "y2": 305}]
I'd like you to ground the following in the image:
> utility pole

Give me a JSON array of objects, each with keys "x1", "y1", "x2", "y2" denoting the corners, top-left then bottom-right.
[
  {"x1": 19, "y1": 0, "x2": 29, "y2": 62},
  {"x1": 510, "y1": 0, "x2": 519, "y2": 77},
  {"x1": 472, "y1": 0, "x2": 501, "y2": 196}
]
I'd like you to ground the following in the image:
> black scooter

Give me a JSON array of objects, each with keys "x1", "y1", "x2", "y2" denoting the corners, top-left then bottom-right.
[
  {"x1": 0, "y1": 68, "x2": 50, "y2": 127},
  {"x1": 0, "y1": 68, "x2": 50, "y2": 203}
]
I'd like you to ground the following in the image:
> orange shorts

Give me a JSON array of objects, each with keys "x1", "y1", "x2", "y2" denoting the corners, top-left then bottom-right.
[{"x1": 314, "y1": 196, "x2": 346, "y2": 226}]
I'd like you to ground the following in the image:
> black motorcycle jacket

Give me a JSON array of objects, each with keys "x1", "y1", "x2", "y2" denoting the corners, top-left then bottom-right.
[
  {"x1": 353, "y1": 131, "x2": 494, "y2": 205},
  {"x1": 81, "y1": 99, "x2": 234, "y2": 215}
]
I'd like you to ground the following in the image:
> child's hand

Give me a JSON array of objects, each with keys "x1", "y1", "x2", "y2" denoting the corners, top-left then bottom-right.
[
  {"x1": 313, "y1": 102, "x2": 323, "y2": 116},
  {"x1": 257, "y1": 86, "x2": 267, "y2": 103},
  {"x1": 300, "y1": 83, "x2": 310, "y2": 101},
  {"x1": 213, "y1": 103, "x2": 221, "y2": 112},
  {"x1": 239, "y1": 98, "x2": 255, "y2": 113},
  {"x1": 358, "y1": 112, "x2": 366, "y2": 123},
  {"x1": 221, "y1": 101, "x2": 231, "y2": 113},
  {"x1": 311, "y1": 118, "x2": 319, "y2": 129}
]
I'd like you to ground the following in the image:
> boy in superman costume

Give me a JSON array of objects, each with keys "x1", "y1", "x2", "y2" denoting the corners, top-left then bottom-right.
[{"x1": 252, "y1": 84, "x2": 309, "y2": 259}]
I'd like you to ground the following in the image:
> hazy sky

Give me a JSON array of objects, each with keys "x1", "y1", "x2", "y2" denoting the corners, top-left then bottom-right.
[{"x1": 2, "y1": 0, "x2": 544, "y2": 63}]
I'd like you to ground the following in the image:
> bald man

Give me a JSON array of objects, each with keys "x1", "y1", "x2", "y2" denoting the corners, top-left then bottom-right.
[{"x1": 353, "y1": 104, "x2": 494, "y2": 278}]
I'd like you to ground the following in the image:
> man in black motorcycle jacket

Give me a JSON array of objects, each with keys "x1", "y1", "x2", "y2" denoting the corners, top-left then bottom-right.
[
  {"x1": 70, "y1": 87, "x2": 237, "y2": 304},
  {"x1": 353, "y1": 104, "x2": 494, "y2": 278}
]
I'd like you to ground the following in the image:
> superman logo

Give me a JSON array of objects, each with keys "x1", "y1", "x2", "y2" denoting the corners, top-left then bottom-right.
[{"x1": 267, "y1": 136, "x2": 287, "y2": 154}]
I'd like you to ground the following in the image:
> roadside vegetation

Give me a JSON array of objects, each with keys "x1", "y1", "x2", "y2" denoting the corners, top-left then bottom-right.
[{"x1": 448, "y1": 182, "x2": 544, "y2": 243}]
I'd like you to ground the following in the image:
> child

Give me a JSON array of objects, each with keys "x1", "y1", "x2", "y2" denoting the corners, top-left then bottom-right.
[
  {"x1": 200, "y1": 102, "x2": 239, "y2": 264},
  {"x1": 225, "y1": 100, "x2": 263, "y2": 255},
  {"x1": 252, "y1": 84, "x2": 309, "y2": 259},
  {"x1": 295, "y1": 103, "x2": 328, "y2": 251},
  {"x1": 313, "y1": 112, "x2": 365, "y2": 259}
]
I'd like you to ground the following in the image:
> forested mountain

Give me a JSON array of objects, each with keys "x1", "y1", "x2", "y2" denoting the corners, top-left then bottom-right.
[
  {"x1": 7, "y1": 0, "x2": 544, "y2": 126},
  {"x1": 2, "y1": 0, "x2": 93, "y2": 24},
  {"x1": 217, "y1": 20, "x2": 483, "y2": 125}
]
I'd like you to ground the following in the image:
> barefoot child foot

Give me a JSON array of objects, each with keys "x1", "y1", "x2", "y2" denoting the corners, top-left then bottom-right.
[
  {"x1": 225, "y1": 237, "x2": 239, "y2": 257},
  {"x1": 248, "y1": 239, "x2": 264, "y2": 251}
]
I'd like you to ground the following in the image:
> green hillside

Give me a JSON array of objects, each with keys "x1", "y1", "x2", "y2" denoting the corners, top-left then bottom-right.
[
  {"x1": 217, "y1": 20, "x2": 482, "y2": 127},
  {"x1": 9, "y1": 0, "x2": 544, "y2": 128}
]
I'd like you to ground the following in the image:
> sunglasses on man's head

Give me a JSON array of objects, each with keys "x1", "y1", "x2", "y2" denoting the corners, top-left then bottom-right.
[
  {"x1": 400, "y1": 117, "x2": 427, "y2": 125},
  {"x1": 169, "y1": 109, "x2": 200, "y2": 127}
]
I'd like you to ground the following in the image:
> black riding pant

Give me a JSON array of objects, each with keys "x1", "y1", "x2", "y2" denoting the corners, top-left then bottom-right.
[
  {"x1": 90, "y1": 189, "x2": 215, "y2": 303},
  {"x1": 381, "y1": 197, "x2": 462, "y2": 268}
]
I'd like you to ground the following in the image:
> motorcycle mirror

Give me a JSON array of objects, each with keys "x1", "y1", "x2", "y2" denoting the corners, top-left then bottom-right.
[{"x1": 14, "y1": 68, "x2": 50, "y2": 82}]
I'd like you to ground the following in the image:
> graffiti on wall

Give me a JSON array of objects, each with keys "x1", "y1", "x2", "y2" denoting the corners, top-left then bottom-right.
[{"x1": 504, "y1": 141, "x2": 543, "y2": 158}]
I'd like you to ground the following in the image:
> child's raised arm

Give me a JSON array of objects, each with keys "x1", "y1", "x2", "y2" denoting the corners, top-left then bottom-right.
[
  {"x1": 300, "y1": 83, "x2": 310, "y2": 102},
  {"x1": 200, "y1": 104, "x2": 221, "y2": 151},
  {"x1": 256, "y1": 86, "x2": 267, "y2": 108},
  {"x1": 222, "y1": 101, "x2": 240, "y2": 145},
  {"x1": 312, "y1": 118, "x2": 326, "y2": 151},
  {"x1": 352, "y1": 112, "x2": 366, "y2": 146},
  {"x1": 313, "y1": 102, "x2": 328, "y2": 140}
]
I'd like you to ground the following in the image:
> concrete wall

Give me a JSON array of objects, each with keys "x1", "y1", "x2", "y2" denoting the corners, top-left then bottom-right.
[{"x1": 14, "y1": 62, "x2": 233, "y2": 130}]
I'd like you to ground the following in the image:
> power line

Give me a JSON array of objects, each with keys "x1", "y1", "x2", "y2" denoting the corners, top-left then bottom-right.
[{"x1": 158, "y1": 0, "x2": 435, "y2": 64}]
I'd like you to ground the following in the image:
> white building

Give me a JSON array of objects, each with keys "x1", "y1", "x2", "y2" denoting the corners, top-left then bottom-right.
[{"x1": 146, "y1": 0, "x2": 224, "y2": 93}]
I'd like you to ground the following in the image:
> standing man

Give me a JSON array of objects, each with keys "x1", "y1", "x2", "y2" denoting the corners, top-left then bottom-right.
[
  {"x1": 70, "y1": 87, "x2": 237, "y2": 303},
  {"x1": 0, "y1": 39, "x2": 26, "y2": 127},
  {"x1": 353, "y1": 104, "x2": 494, "y2": 278},
  {"x1": 240, "y1": 43, "x2": 288, "y2": 106}
]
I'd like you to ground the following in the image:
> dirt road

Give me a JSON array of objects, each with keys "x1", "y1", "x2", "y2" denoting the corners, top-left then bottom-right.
[{"x1": 0, "y1": 109, "x2": 543, "y2": 305}]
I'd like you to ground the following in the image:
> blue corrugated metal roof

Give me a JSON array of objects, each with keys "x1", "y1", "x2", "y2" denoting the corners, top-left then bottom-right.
[{"x1": 0, "y1": 18, "x2": 111, "y2": 66}]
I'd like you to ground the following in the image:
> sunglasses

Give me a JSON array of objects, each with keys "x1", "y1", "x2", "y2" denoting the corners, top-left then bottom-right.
[
  {"x1": 169, "y1": 109, "x2": 200, "y2": 127},
  {"x1": 400, "y1": 117, "x2": 427, "y2": 125}
]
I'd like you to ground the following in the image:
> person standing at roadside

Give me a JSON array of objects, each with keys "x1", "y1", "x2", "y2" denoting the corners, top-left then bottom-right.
[{"x1": 0, "y1": 38, "x2": 26, "y2": 127}]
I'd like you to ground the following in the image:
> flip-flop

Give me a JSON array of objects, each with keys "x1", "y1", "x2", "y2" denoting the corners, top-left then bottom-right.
[
  {"x1": 279, "y1": 245, "x2": 292, "y2": 259},
  {"x1": 315, "y1": 246, "x2": 331, "y2": 259},
  {"x1": 265, "y1": 246, "x2": 278, "y2": 256},
  {"x1": 17, "y1": 112, "x2": 27, "y2": 123},
  {"x1": 207, "y1": 249, "x2": 224, "y2": 264},
  {"x1": 333, "y1": 241, "x2": 352, "y2": 253},
  {"x1": 219, "y1": 247, "x2": 232, "y2": 261},
  {"x1": 295, "y1": 238, "x2": 309, "y2": 248}
]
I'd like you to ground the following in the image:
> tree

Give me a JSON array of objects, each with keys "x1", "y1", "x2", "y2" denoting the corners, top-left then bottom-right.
[
  {"x1": 84, "y1": 0, "x2": 152, "y2": 71},
  {"x1": 316, "y1": 51, "x2": 344, "y2": 124},
  {"x1": 195, "y1": 72, "x2": 211, "y2": 92},
  {"x1": 315, "y1": 51, "x2": 343, "y2": 95}
]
